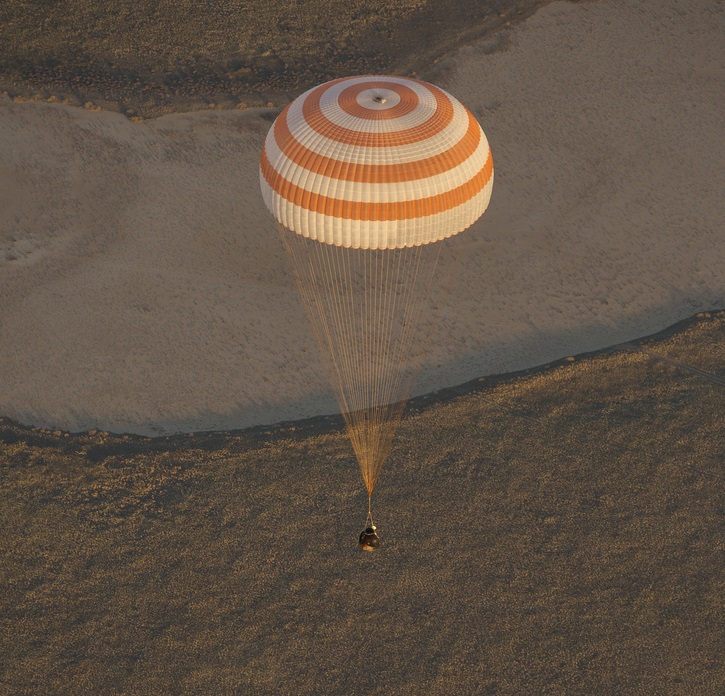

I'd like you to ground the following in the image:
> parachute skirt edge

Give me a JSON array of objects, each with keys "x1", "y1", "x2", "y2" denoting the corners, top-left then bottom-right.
[{"x1": 260, "y1": 172, "x2": 494, "y2": 250}]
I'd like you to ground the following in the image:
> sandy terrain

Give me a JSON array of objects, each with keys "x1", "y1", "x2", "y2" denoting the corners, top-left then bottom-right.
[
  {"x1": 1, "y1": 0, "x2": 723, "y2": 438},
  {"x1": 1, "y1": 314, "x2": 722, "y2": 694}
]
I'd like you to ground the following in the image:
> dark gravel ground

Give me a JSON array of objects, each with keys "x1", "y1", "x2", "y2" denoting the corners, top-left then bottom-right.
[
  {"x1": 1, "y1": 311, "x2": 723, "y2": 694},
  {"x1": 0, "y1": 0, "x2": 558, "y2": 117}
]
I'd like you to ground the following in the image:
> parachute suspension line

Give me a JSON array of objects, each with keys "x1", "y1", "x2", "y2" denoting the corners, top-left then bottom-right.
[
  {"x1": 381, "y1": 246, "x2": 414, "y2": 432},
  {"x1": 278, "y1": 225, "x2": 443, "y2": 498},
  {"x1": 348, "y1": 243, "x2": 367, "y2": 466},
  {"x1": 362, "y1": 246, "x2": 393, "y2": 493},
  {"x1": 339, "y1": 242, "x2": 368, "y2": 479},
  {"x1": 280, "y1": 227, "x2": 352, "y2": 419},
  {"x1": 316, "y1": 236, "x2": 353, "y2": 417},
  {"x1": 372, "y1": 245, "x2": 388, "y2": 486},
  {"x1": 367, "y1": 494, "x2": 375, "y2": 530},
  {"x1": 387, "y1": 241, "x2": 444, "y2": 418}
]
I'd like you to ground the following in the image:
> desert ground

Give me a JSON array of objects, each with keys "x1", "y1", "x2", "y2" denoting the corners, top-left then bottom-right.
[
  {"x1": 1, "y1": 314, "x2": 723, "y2": 693},
  {"x1": 1, "y1": 0, "x2": 723, "y2": 692},
  {"x1": 1, "y1": 0, "x2": 723, "y2": 436},
  {"x1": 0, "y1": 0, "x2": 548, "y2": 117}
]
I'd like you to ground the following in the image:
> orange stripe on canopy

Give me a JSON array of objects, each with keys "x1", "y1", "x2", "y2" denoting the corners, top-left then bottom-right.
[
  {"x1": 272, "y1": 107, "x2": 483, "y2": 184},
  {"x1": 301, "y1": 79, "x2": 454, "y2": 147},
  {"x1": 261, "y1": 147, "x2": 493, "y2": 221},
  {"x1": 337, "y1": 81, "x2": 419, "y2": 120}
]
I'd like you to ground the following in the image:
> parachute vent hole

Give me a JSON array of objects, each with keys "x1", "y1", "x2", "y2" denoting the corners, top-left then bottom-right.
[{"x1": 373, "y1": 96, "x2": 387, "y2": 104}]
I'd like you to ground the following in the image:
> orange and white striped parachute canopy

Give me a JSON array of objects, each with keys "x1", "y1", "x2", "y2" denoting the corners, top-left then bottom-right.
[{"x1": 260, "y1": 75, "x2": 493, "y2": 250}]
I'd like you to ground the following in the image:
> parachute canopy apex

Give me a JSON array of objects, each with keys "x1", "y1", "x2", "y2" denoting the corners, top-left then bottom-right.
[{"x1": 260, "y1": 75, "x2": 494, "y2": 250}]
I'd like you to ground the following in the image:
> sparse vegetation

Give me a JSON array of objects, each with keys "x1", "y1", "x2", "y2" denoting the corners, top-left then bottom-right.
[
  {"x1": 1, "y1": 313, "x2": 722, "y2": 692},
  {"x1": 0, "y1": 0, "x2": 549, "y2": 116}
]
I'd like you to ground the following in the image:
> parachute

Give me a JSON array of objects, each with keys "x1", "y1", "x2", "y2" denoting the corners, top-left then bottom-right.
[{"x1": 260, "y1": 76, "x2": 493, "y2": 545}]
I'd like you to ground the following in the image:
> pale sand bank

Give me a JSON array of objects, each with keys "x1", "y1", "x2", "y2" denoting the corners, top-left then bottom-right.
[{"x1": 0, "y1": 0, "x2": 723, "y2": 435}]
